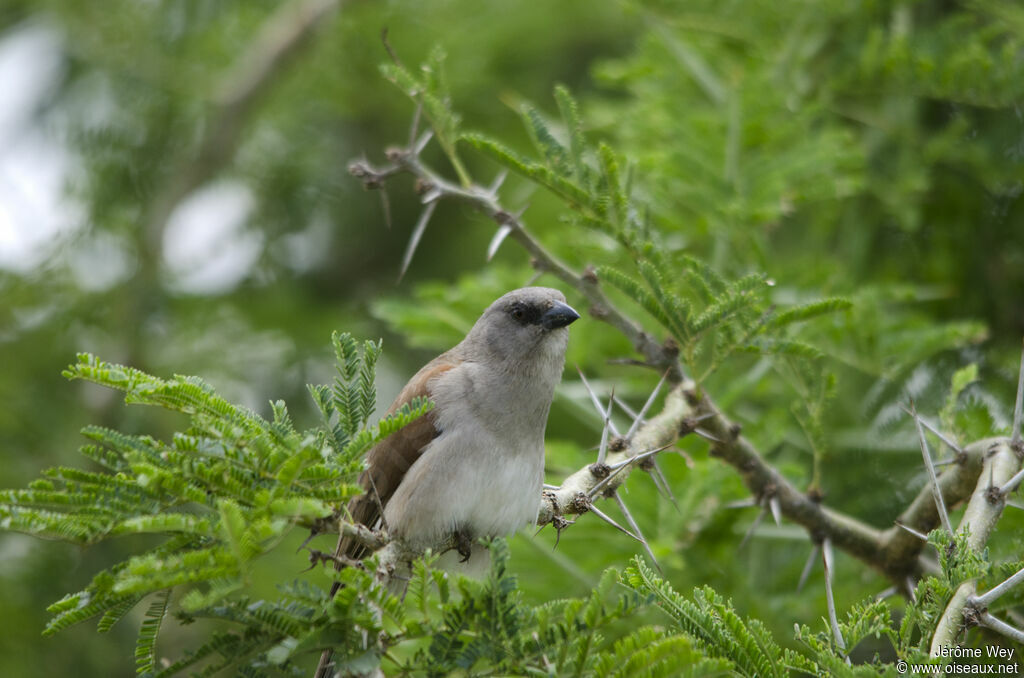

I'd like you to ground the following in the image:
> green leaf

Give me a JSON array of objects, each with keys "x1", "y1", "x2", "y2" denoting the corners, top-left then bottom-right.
[{"x1": 135, "y1": 589, "x2": 171, "y2": 675}]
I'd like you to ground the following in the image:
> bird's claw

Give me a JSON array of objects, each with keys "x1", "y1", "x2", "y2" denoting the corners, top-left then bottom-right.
[{"x1": 455, "y1": 528, "x2": 473, "y2": 563}]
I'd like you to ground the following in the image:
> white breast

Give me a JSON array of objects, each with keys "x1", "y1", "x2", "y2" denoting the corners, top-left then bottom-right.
[{"x1": 383, "y1": 358, "x2": 557, "y2": 548}]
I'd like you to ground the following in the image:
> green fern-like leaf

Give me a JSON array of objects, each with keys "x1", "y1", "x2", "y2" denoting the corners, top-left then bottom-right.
[
  {"x1": 624, "y1": 557, "x2": 795, "y2": 678},
  {"x1": 463, "y1": 134, "x2": 594, "y2": 208},
  {"x1": 97, "y1": 595, "x2": 142, "y2": 634},
  {"x1": 521, "y1": 104, "x2": 570, "y2": 173},
  {"x1": 770, "y1": 297, "x2": 853, "y2": 328},
  {"x1": 135, "y1": 589, "x2": 171, "y2": 675},
  {"x1": 598, "y1": 265, "x2": 681, "y2": 338},
  {"x1": 553, "y1": 84, "x2": 587, "y2": 180}
]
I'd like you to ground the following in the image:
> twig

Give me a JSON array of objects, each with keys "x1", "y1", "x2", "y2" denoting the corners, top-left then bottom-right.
[
  {"x1": 349, "y1": 150, "x2": 683, "y2": 378},
  {"x1": 340, "y1": 520, "x2": 389, "y2": 552},
  {"x1": 349, "y1": 120, "x2": 1016, "y2": 593},
  {"x1": 147, "y1": 0, "x2": 340, "y2": 254}
]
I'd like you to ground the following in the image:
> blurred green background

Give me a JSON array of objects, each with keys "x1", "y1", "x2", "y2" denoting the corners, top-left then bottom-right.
[{"x1": 1, "y1": 0, "x2": 1022, "y2": 674}]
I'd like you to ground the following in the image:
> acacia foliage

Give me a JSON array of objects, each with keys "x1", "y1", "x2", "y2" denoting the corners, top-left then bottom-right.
[{"x1": 1, "y1": 0, "x2": 1023, "y2": 675}]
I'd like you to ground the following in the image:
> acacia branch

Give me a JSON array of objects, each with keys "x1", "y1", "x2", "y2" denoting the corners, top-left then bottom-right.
[
  {"x1": 348, "y1": 133, "x2": 1003, "y2": 586},
  {"x1": 121, "y1": 0, "x2": 341, "y2": 379},
  {"x1": 145, "y1": 0, "x2": 340, "y2": 253},
  {"x1": 537, "y1": 377, "x2": 1004, "y2": 585},
  {"x1": 930, "y1": 342, "x2": 1024, "y2": 654},
  {"x1": 930, "y1": 440, "x2": 1024, "y2": 654},
  {"x1": 349, "y1": 149, "x2": 682, "y2": 380}
]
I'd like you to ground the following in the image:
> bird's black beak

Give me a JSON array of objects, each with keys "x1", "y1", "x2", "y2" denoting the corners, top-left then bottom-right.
[{"x1": 541, "y1": 301, "x2": 581, "y2": 330}]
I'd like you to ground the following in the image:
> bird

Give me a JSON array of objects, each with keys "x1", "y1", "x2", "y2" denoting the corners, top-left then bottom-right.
[
  {"x1": 314, "y1": 287, "x2": 579, "y2": 677},
  {"x1": 335, "y1": 286, "x2": 580, "y2": 569}
]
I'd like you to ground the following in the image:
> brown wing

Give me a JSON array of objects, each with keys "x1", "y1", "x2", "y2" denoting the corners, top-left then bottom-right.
[{"x1": 337, "y1": 354, "x2": 456, "y2": 560}]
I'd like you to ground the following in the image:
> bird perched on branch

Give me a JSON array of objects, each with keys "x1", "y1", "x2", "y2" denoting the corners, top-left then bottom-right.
[
  {"x1": 337, "y1": 286, "x2": 579, "y2": 566},
  {"x1": 316, "y1": 286, "x2": 577, "y2": 677}
]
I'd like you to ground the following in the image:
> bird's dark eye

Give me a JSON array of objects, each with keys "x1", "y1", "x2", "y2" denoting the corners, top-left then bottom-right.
[{"x1": 510, "y1": 306, "x2": 525, "y2": 321}]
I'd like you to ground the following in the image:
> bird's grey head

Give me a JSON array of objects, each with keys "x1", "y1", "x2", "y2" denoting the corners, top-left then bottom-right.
[{"x1": 462, "y1": 287, "x2": 579, "y2": 369}]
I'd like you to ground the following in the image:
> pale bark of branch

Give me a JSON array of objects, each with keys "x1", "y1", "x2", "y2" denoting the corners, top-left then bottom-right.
[{"x1": 930, "y1": 440, "x2": 1024, "y2": 655}]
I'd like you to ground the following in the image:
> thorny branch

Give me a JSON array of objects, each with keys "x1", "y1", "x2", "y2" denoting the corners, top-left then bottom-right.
[
  {"x1": 929, "y1": 340, "x2": 1024, "y2": 655},
  {"x1": 122, "y1": 0, "x2": 341, "y2": 376},
  {"x1": 346, "y1": 132, "x2": 1019, "y2": 591},
  {"x1": 144, "y1": 0, "x2": 341, "y2": 254},
  {"x1": 341, "y1": 126, "x2": 1024, "y2": 678},
  {"x1": 349, "y1": 146, "x2": 683, "y2": 381}
]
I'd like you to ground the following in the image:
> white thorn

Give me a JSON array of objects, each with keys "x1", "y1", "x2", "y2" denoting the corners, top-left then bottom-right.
[
  {"x1": 873, "y1": 585, "x2": 898, "y2": 601},
  {"x1": 614, "y1": 492, "x2": 661, "y2": 572},
  {"x1": 626, "y1": 370, "x2": 669, "y2": 439},
  {"x1": 407, "y1": 100, "x2": 423, "y2": 147},
  {"x1": 379, "y1": 186, "x2": 392, "y2": 230},
  {"x1": 909, "y1": 402, "x2": 954, "y2": 536},
  {"x1": 589, "y1": 443, "x2": 674, "y2": 497},
  {"x1": 769, "y1": 496, "x2": 782, "y2": 527},
  {"x1": 898, "y1": 404, "x2": 963, "y2": 456},
  {"x1": 612, "y1": 395, "x2": 639, "y2": 421},
  {"x1": 822, "y1": 538, "x2": 847, "y2": 655},
  {"x1": 797, "y1": 544, "x2": 819, "y2": 592},
  {"x1": 1001, "y1": 468, "x2": 1024, "y2": 496},
  {"x1": 1013, "y1": 337, "x2": 1024, "y2": 446},
  {"x1": 486, "y1": 224, "x2": 513, "y2": 262},
  {"x1": 414, "y1": 129, "x2": 433, "y2": 154},
  {"x1": 606, "y1": 443, "x2": 674, "y2": 471},
  {"x1": 972, "y1": 565, "x2": 1024, "y2": 609},
  {"x1": 738, "y1": 508, "x2": 765, "y2": 550},
  {"x1": 693, "y1": 428, "x2": 723, "y2": 444},
  {"x1": 488, "y1": 169, "x2": 508, "y2": 195},
  {"x1": 588, "y1": 503, "x2": 643, "y2": 543},
  {"x1": 894, "y1": 520, "x2": 930, "y2": 542},
  {"x1": 978, "y1": 611, "x2": 1024, "y2": 644},
  {"x1": 398, "y1": 201, "x2": 438, "y2": 282},
  {"x1": 420, "y1": 187, "x2": 442, "y2": 204},
  {"x1": 575, "y1": 367, "x2": 621, "y2": 437},
  {"x1": 593, "y1": 393, "x2": 614, "y2": 467},
  {"x1": 649, "y1": 458, "x2": 679, "y2": 511}
]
